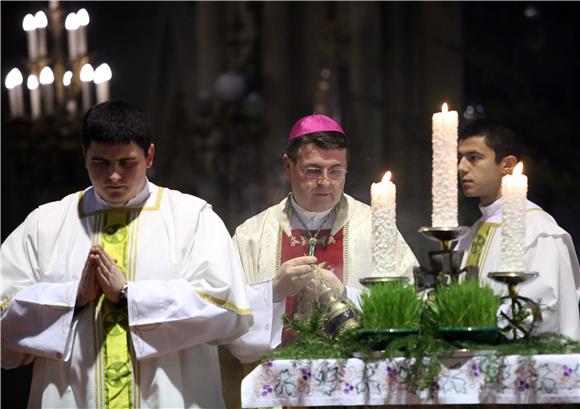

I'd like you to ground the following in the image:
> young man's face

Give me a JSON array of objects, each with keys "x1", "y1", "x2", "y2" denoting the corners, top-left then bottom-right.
[
  {"x1": 84, "y1": 141, "x2": 154, "y2": 206},
  {"x1": 457, "y1": 136, "x2": 511, "y2": 206},
  {"x1": 283, "y1": 143, "x2": 347, "y2": 212}
]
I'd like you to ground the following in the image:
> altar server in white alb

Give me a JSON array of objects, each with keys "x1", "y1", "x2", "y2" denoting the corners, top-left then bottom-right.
[
  {"x1": 1, "y1": 100, "x2": 253, "y2": 408},
  {"x1": 456, "y1": 120, "x2": 580, "y2": 340},
  {"x1": 227, "y1": 113, "x2": 419, "y2": 361}
]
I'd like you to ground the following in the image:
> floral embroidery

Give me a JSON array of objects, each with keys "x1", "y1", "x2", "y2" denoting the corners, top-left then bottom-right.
[{"x1": 245, "y1": 355, "x2": 580, "y2": 406}]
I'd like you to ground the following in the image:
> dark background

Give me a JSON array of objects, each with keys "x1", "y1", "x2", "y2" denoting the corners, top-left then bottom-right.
[{"x1": 2, "y1": 2, "x2": 579, "y2": 407}]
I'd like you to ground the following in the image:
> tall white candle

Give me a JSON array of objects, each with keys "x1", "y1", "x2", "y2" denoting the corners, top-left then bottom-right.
[
  {"x1": 80, "y1": 63, "x2": 95, "y2": 113},
  {"x1": 27, "y1": 74, "x2": 42, "y2": 119},
  {"x1": 500, "y1": 162, "x2": 528, "y2": 272},
  {"x1": 371, "y1": 171, "x2": 397, "y2": 276},
  {"x1": 5, "y1": 68, "x2": 25, "y2": 118},
  {"x1": 65, "y1": 12, "x2": 79, "y2": 60},
  {"x1": 94, "y1": 63, "x2": 112, "y2": 103},
  {"x1": 22, "y1": 14, "x2": 38, "y2": 61},
  {"x1": 431, "y1": 103, "x2": 458, "y2": 227},
  {"x1": 76, "y1": 9, "x2": 90, "y2": 56},
  {"x1": 34, "y1": 11, "x2": 48, "y2": 58},
  {"x1": 39, "y1": 66, "x2": 55, "y2": 115}
]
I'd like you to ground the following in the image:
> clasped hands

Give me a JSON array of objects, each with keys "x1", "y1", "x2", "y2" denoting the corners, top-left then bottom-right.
[
  {"x1": 76, "y1": 245, "x2": 127, "y2": 308},
  {"x1": 272, "y1": 256, "x2": 345, "y2": 303}
]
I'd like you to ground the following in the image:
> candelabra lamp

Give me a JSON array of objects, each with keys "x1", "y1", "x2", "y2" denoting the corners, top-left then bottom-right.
[
  {"x1": 488, "y1": 272, "x2": 541, "y2": 339},
  {"x1": 414, "y1": 226, "x2": 476, "y2": 290},
  {"x1": 4, "y1": 1, "x2": 112, "y2": 121}
]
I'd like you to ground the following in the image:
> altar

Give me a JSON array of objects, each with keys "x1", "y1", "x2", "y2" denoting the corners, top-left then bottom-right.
[{"x1": 241, "y1": 354, "x2": 580, "y2": 407}]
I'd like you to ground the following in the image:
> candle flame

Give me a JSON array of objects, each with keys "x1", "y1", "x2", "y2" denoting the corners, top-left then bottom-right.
[
  {"x1": 513, "y1": 161, "x2": 524, "y2": 176},
  {"x1": 382, "y1": 171, "x2": 392, "y2": 183},
  {"x1": 441, "y1": 103, "x2": 448, "y2": 113}
]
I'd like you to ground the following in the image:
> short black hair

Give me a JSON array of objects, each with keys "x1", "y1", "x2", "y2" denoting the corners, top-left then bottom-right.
[
  {"x1": 81, "y1": 100, "x2": 152, "y2": 154},
  {"x1": 285, "y1": 131, "x2": 348, "y2": 163},
  {"x1": 459, "y1": 119, "x2": 523, "y2": 163}
]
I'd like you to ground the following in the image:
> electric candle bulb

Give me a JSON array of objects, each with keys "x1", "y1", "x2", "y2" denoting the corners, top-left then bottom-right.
[
  {"x1": 94, "y1": 63, "x2": 112, "y2": 103},
  {"x1": 65, "y1": 13, "x2": 79, "y2": 60},
  {"x1": 63, "y1": 71, "x2": 73, "y2": 87},
  {"x1": 23, "y1": 14, "x2": 38, "y2": 61},
  {"x1": 27, "y1": 75, "x2": 41, "y2": 119},
  {"x1": 34, "y1": 11, "x2": 48, "y2": 57},
  {"x1": 39, "y1": 66, "x2": 55, "y2": 114},
  {"x1": 76, "y1": 8, "x2": 90, "y2": 56},
  {"x1": 5, "y1": 68, "x2": 25, "y2": 118},
  {"x1": 80, "y1": 63, "x2": 95, "y2": 113}
]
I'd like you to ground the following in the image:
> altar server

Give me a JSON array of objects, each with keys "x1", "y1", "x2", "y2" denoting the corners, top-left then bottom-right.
[
  {"x1": 456, "y1": 119, "x2": 580, "y2": 340},
  {"x1": 1, "y1": 100, "x2": 253, "y2": 408}
]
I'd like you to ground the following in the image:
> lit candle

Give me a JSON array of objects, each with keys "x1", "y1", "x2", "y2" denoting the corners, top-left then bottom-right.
[
  {"x1": 371, "y1": 171, "x2": 397, "y2": 276},
  {"x1": 65, "y1": 12, "x2": 79, "y2": 60},
  {"x1": 27, "y1": 74, "x2": 42, "y2": 119},
  {"x1": 431, "y1": 103, "x2": 458, "y2": 227},
  {"x1": 80, "y1": 63, "x2": 95, "y2": 113},
  {"x1": 76, "y1": 9, "x2": 90, "y2": 57},
  {"x1": 94, "y1": 63, "x2": 112, "y2": 103},
  {"x1": 22, "y1": 14, "x2": 38, "y2": 61},
  {"x1": 500, "y1": 162, "x2": 528, "y2": 272},
  {"x1": 34, "y1": 11, "x2": 48, "y2": 58},
  {"x1": 39, "y1": 66, "x2": 55, "y2": 115},
  {"x1": 4, "y1": 68, "x2": 25, "y2": 118}
]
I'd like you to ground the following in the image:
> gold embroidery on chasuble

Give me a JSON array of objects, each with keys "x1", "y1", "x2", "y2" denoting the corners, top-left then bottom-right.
[
  {"x1": 466, "y1": 222, "x2": 499, "y2": 274},
  {"x1": 92, "y1": 209, "x2": 140, "y2": 409}
]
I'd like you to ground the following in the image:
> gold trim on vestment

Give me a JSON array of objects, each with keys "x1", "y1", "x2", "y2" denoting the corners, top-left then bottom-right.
[
  {"x1": 0, "y1": 298, "x2": 12, "y2": 312},
  {"x1": 77, "y1": 187, "x2": 165, "y2": 218},
  {"x1": 195, "y1": 290, "x2": 252, "y2": 315},
  {"x1": 275, "y1": 225, "x2": 283, "y2": 276},
  {"x1": 342, "y1": 222, "x2": 350, "y2": 285}
]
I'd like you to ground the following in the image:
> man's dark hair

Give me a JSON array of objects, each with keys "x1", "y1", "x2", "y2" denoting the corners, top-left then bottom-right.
[
  {"x1": 81, "y1": 100, "x2": 152, "y2": 154},
  {"x1": 285, "y1": 131, "x2": 348, "y2": 163},
  {"x1": 459, "y1": 119, "x2": 523, "y2": 163}
]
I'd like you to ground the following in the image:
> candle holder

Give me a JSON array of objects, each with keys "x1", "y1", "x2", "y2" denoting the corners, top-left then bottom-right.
[
  {"x1": 488, "y1": 271, "x2": 541, "y2": 340},
  {"x1": 414, "y1": 226, "x2": 473, "y2": 289},
  {"x1": 359, "y1": 275, "x2": 409, "y2": 289},
  {"x1": 418, "y1": 226, "x2": 469, "y2": 251}
]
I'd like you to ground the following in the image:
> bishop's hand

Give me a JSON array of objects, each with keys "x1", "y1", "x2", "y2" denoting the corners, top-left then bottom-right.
[
  {"x1": 303, "y1": 263, "x2": 345, "y2": 302},
  {"x1": 273, "y1": 255, "x2": 317, "y2": 302}
]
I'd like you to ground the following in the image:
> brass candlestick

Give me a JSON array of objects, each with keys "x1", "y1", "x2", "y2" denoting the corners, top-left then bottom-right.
[
  {"x1": 418, "y1": 226, "x2": 469, "y2": 251},
  {"x1": 359, "y1": 276, "x2": 409, "y2": 289},
  {"x1": 488, "y1": 271, "x2": 541, "y2": 339},
  {"x1": 416, "y1": 226, "x2": 471, "y2": 286}
]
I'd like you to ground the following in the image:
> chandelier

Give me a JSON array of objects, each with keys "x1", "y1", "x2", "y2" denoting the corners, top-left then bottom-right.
[{"x1": 4, "y1": 0, "x2": 112, "y2": 120}]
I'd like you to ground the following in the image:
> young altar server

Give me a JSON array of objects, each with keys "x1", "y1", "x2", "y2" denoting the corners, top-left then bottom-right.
[
  {"x1": 1, "y1": 100, "x2": 253, "y2": 408},
  {"x1": 456, "y1": 119, "x2": 580, "y2": 340}
]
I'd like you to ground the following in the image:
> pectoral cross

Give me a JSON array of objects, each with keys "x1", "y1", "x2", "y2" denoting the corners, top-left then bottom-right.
[{"x1": 308, "y1": 237, "x2": 318, "y2": 256}]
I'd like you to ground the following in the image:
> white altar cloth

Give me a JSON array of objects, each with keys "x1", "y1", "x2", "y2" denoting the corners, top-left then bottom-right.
[{"x1": 241, "y1": 354, "x2": 580, "y2": 407}]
